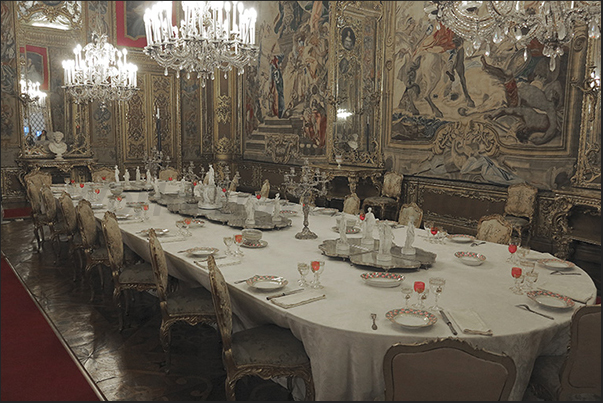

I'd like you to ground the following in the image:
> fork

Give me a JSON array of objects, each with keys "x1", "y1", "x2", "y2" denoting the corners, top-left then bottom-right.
[{"x1": 515, "y1": 304, "x2": 554, "y2": 320}]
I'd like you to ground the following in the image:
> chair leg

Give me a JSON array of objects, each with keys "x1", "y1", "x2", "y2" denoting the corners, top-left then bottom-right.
[
  {"x1": 113, "y1": 288, "x2": 124, "y2": 332},
  {"x1": 159, "y1": 321, "x2": 173, "y2": 369},
  {"x1": 225, "y1": 378, "x2": 238, "y2": 401}
]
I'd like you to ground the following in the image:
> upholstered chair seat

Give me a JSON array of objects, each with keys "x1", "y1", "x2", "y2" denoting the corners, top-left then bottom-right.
[{"x1": 164, "y1": 287, "x2": 214, "y2": 316}]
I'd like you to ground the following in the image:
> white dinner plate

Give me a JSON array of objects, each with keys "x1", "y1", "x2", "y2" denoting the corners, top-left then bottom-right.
[
  {"x1": 447, "y1": 234, "x2": 476, "y2": 243},
  {"x1": 538, "y1": 258, "x2": 575, "y2": 270},
  {"x1": 360, "y1": 272, "x2": 404, "y2": 287},
  {"x1": 184, "y1": 246, "x2": 219, "y2": 257},
  {"x1": 246, "y1": 275, "x2": 288, "y2": 291},
  {"x1": 526, "y1": 290, "x2": 575, "y2": 309},
  {"x1": 241, "y1": 240, "x2": 268, "y2": 248},
  {"x1": 454, "y1": 251, "x2": 486, "y2": 266},
  {"x1": 386, "y1": 308, "x2": 437, "y2": 328}
]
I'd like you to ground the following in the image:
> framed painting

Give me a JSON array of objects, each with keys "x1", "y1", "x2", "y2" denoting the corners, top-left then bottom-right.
[
  {"x1": 20, "y1": 45, "x2": 49, "y2": 91},
  {"x1": 115, "y1": 1, "x2": 178, "y2": 48}
]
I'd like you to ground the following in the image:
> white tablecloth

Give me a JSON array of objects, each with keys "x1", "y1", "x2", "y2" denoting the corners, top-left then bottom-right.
[{"x1": 92, "y1": 189, "x2": 597, "y2": 401}]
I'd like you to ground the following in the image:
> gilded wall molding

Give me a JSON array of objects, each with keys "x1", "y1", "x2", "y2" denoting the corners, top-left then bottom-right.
[
  {"x1": 216, "y1": 95, "x2": 232, "y2": 124},
  {"x1": 17, "y1": 1, "x2": 82, "y2": 30}
]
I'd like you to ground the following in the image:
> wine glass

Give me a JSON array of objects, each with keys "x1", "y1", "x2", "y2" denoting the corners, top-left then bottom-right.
[
  {"x1": 310, "y1": 260, "x2": 325, "y2": 289},
  {"x1": 428, "y1": 277, "x2": 446, "y2": 311},
  {"x1": 223, "y1": 236, "x2": 234, "y2": 256},
  {"x1": 133, "y1": 206, "x2": 143, "y2": 222},
  {"x1": 400, "y1": 284, "x2": 413, "y2": 308},
  {"x1": 510, "y1": 267, "x2": 523, "y2": 294},
  {"x1": 79, "y1": 183, "x2": 85, "y2": 197},
  {"x1": 507, "y1": 236, "x2": 520, "y2": 263},
  {"x1": 523, "y1": 270, "x2": 539, "y2": 291},
  {"x1": 233, "y1": 234, "x2": 244, "y2": 257},
  {"x1": 297, "y1": 262, "x2": 310, "y2": 287},
  {"x1": 423, "y1": 220, "x2": 433, "y2": 241},
  {"x1": 142, "y1": 203, "x2": 149, "y2": 221},
  {"x1": 430, "y1": 225, "x2": 439, "y2": 244},
  {"x1": 115, "y1": 196, "x2": 124, "y2": 210},
  {"x1": 413, "y1": 281, "x2": 427, "y2": 309},
  {"x1": 183, "y1": 218, "x2": 192, "y2": 237}
]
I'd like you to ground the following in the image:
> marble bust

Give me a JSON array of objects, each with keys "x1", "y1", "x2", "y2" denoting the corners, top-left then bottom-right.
[{"x1": 48, "y1": 131, "x2": 67, "y2": 160}]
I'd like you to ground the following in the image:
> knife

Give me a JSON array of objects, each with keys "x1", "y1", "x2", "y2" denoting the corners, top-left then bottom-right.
[
  {"x1": 439, "y1": 310, "x2": 457, "y2": 335},
  {"x1": 266, "y1": 289, "x2": 304, "y2": 301}
]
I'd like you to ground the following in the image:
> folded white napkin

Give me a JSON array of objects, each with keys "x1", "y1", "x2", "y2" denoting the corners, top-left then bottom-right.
[
  {"x1": 448, "y1": 309, "x2": 493, "y2": 336},
  {"x1": 271, "y1": 290, "x2": 326, "y2": 309},
  {"x1": 194, "y1": 256, "x2": 241, "y2": 269},
  {"x1": 537, "y1": 283, "x2": 594, "y2": 304}
]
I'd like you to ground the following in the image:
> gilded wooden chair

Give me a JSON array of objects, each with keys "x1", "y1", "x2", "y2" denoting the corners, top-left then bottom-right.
[
  {"x1": 91, "y1": 166, "x2": 116, "y2": 183},
  {"x1": 476, "y1": 214, "x2": 513, "y2": 245},
  {"x1": 397, "y1": 202, "x2": 423, "y2": 228},
  {"x1": 25, "y1": 179, "x2": 52, "y2": 249},
  {"x1": 207, "y1": 255, "x2": 315, "y2": 401},
  {"x1": 158, "y1": 167, "x2": 180, "y2": 181},
  {"x1": 102, "y1": 211, "x2": 156, "y2": 331},
  {"x1": 39, "y1": 185, "x2": 69, "y2": 262},
  {"x1": 361, "y1": 171, "x2": 403, "y2": 220},
  {"x1": 342, "y1": 192, "x2": 361, "y2": 215},
  {"x1": 148, "y1": 228, "x2": 216, "y2": 368},
  {"x1": 383, "y1": 338, "x2": 516, "y2": 401},
  {"x1": 503, "y1": 182, "x2": 538, "y2": 245},
  {"x1": 23, "y1": 167, "x2": 52, "y2": 191},
  {"x1": 76, "y1": 199, "x2": 111, "y2": 301},
  {"x1": 57, "y1": 192, "x2": 85, "y2": 281},
  {"x1": 529, "y1": 304, "x2": 601, "y2": 401}
]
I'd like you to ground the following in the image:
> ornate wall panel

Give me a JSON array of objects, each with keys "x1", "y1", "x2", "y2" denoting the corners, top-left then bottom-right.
[
  {"x1": 1, "y1": 1, "x2": 19, "y2": 156},
  {"x1": 181, "y1": 75, "x2": 202, "y2": 162}
]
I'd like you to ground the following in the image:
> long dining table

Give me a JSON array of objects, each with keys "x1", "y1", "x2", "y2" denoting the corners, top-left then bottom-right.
[{"x1": 86, "y1": 186, "x2": 597, "y2": 401}]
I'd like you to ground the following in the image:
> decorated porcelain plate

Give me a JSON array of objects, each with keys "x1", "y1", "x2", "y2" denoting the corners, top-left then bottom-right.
[
  {"x1": 538, "y1": 258, "x2": 575, "y2": 271},
  {"x1": 454, "y1": 251, "x2": 486, "y2": 266},
  {"x1": 241, "y1": 240, "x2": 268, "y2": 248},
  {"x1": 386, "y1": 308, "x2": 437, "y2": 329},
  {"x1": 279, "y1": 209, "x2": 298, "y2": 216},
  {"x1": 360, "y1": 272, "x2": 404, "y2": 287},
  {"x1": 447, "y1": 234, "x2": 476, "y2": 243},
  {"x1": 246, "y1": 275, "x2": 288, "y2": 291},
  {"x1": 526, "y1": 290, "x2": 575, "y2": 309},
  {"x1": 115, "y1": 213, "x2": 132, "y2": 220},
  {"x1": 190, "y1": 219, "x2": 205, "y2": 227},
  {"x1": 138, "y1": 228, "x2": 169, "y2": 236},
  {"x1": 183, "y1": 246, "x2": 219, "y2": 257},
  {"x1": 332, "y1": 226, "x2": 361, "y2": 235}
]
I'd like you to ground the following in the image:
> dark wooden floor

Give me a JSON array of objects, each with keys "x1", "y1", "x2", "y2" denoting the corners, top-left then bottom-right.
[{"x1": 1, "y1": 217, "x2": 292, "y2": 401}]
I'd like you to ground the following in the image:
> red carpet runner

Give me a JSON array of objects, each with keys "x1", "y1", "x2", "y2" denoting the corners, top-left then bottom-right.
[{"x1": 1, "y1": 255, "x2": 100, "y2": 401}]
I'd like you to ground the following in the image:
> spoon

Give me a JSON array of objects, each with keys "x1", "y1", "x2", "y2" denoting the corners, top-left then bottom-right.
[
  {"x1": 515, "y1": 304, "x2": 554, "y2": 320},
  {"x1": 371, "y1": 313, "x2": 378, "y2": 330}
]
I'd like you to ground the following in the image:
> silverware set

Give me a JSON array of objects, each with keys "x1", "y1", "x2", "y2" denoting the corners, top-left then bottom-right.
[{"x1": 515, "y1": 304, "x2": 554, "y2": 320}]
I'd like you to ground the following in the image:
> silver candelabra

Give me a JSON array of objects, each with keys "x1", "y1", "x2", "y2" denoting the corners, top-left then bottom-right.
[{"x1": 283, "y1": 159, "x2": 329, "y2": 239}]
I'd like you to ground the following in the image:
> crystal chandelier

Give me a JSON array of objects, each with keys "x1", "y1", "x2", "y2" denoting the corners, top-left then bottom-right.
[
  {"x1": 62, "y1": 32, "x2": 139, "y2": 108},
  {"x1": 143, "y1": 1, "x2": 258, "y2": 87},
  {"x1": 18, "y1": 79, "x2": 46, "y2": 108},
  {"x1": 426, "y1": 1, "x2": 601, "y2": 71}
]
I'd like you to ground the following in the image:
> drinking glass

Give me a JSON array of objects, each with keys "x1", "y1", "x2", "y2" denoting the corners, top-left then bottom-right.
[
  {"x1": 430, "y1": 226, "x2": 439, "y2": 244},
  {"x1": 423, "y1": 220, "x2": 434, "y2": 241},
  {"x1": 510, "y1": 267, "x2": 523, "y2": 294},
  {"x1": 310, "y1": 260, "x2": 325, "y2": 289},
  {"x1": 233, "y1": 234, "x2": 244, "y2": 257},
  {"x1": 133, "y1": 206, "x2": 143, "y2": 222},
  {"x1": 93, "y1": 186, "x2": 101, "y2": 201},
  {"x1": 413, "y1": 281, "x2": 426, "y2": 309},
  {"x1": 523, "y1": 271, "x2": 539, "y2": 291},
  {"x1": 142, "y1": 203, "x2": 149, "y2": 221},
  {"x1": 400, "y1": 284, "x2": 413, "y2": 308},
  {"x1": 428, "y1": 277, "x2": 446, "y2": 311},
  {"x1": 115, "y1": 196, "x2": 124, "y2": 210},
  {"x1": 507, "y1": 236, "x2": 520, "y2": 263},
  {"x1": 79, "y1": 183, "x2": 85, "y2": 197},
  {"x1": 223, "y1": 236, "x2": 234, "y2": 256},
  {"x1": 183, "y1": 218, "x2": 192, "y2": 237},
  {"x1": 297, "y1": 262, "x2": 310, "y2": 287}
]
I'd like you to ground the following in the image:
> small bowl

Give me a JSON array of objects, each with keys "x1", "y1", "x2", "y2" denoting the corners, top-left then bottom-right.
[
  {"x1": 242, "y1": 228, "x2": 262, "y2": 242},
  {"x1": 454, "y1": 251, "x2": 486, "y2": 266}
]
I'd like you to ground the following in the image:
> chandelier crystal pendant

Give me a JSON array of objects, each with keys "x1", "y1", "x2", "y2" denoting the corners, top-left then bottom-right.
[
  {"x1": 143, "y1": 1, "x2": 258, "y2": 87},
  {"x1": 426, "y1": 1, "x2": 601, "y2": 71},
  {"x1": 62, "y1": 32, "x2": 139, "y2": 108},
  {"x1": 19, "y1": 79, "x2": 46, "y2": 107}
]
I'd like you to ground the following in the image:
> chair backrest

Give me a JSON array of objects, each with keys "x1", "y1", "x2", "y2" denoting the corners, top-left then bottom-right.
[
  {"x1": 76, "y1": 199, "x2": 99, "y2": 248},
  {"x1": 100, "y1": 210, "x2": 123, "y2": 270},
  {"x1": 343, "y1": 193, "x2": 360, "y2": 215},
  {"x1": 558, "y1": 304, "x2": 601, "y2": 399},
  {"x1": 504, "y1": 183, "x2": 538, "y2": 219},
  {"x1": 91, "y1": 166, "x2": 116, "y2": 183},
  {"x1": 383, "y1": 338, "x2": 516, "y2": 401},
  {"x1": 158, "y1": 167, "x2": 179, "y2": 181},
  {"x1": 207, "y1": 255, "x2": 233, "y2": 358},
  {"x1": 25, "y1": 180, "x2": 44, "y2": 215},
  {"x1": 24, "y1": 168, "x2": 52, "y2": 191},
  {"x1": 148, "y1": 228, "x2": 169, "y2": 304},
  {"x1": 58, "y1": 192, "x2": 78, "y2": 234},
  {"x1": 381, "y1": 172, "x2": 403, "y2": 199},
  {"x1": 398, "y1": 202, "x2": 423, "y2": 228},
  {"x1": 476, "y1": 214, "x2": 513, "y2": 244},
  {"x1": 39, "y1": 185, "x2": 57, "y2": 221}
]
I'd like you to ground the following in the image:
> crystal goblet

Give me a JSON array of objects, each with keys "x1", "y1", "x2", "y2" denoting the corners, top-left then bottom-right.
[
  {"x1": 510, "y1": 267, "x2": 523, "y2": 294},
  {"x1": 297, "y1": 262, "x2": 310, "y2": 287},
  {"x1": 310, "y1": 260, "x2": 325, "y2": 289},
  {"x1": 223, "y1": 236, "x2": 234, "y2": 256},
  {"x1": 428, "y1": 277, "x2": 446, "y2": 311},
  {"x1": 233, "y1": 234, "x2": 244, "y2": 257},
  {"x1": 400, "y1": 284, "x2": 413, "y2": 308}
]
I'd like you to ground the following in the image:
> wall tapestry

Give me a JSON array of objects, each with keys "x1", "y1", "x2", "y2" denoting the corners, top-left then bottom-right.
[{"x1": 245, "y1": 1, "x2": 330, "y2": 157}]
